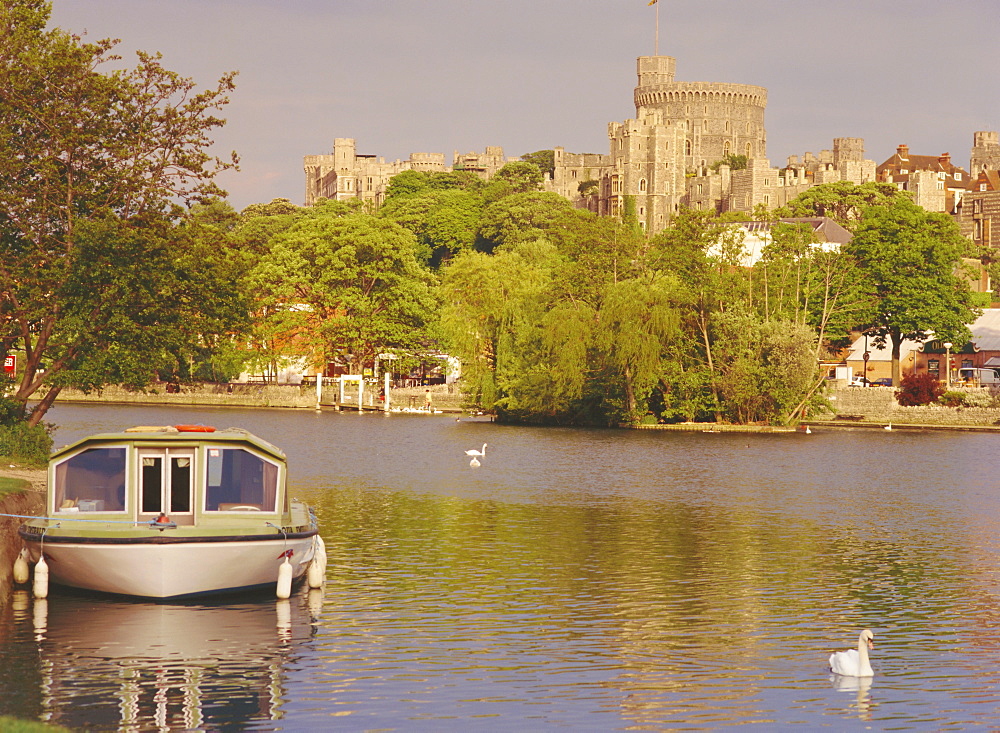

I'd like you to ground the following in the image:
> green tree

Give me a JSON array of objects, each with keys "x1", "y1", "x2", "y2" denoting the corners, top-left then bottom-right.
[
  {"x1": 477, "y1": 191, "x2": 576, "y2": 250},
  {"x1": 250, "y1": 214, "x2": 437, "y2": 373},
  {"x1": 519, "y1": 150, "x2": 555, "y2": 178},
  {"x1": 0, "y1": 0, "x2": 238, "y2": 425},
  {"x1": 710, "y1": 154, "x2": 748, "y2": 172},
  {"x1": 777, "y1": 181, "x2": 906, "y2": 228},
  {"x1": 845, "y1": 198, "x2": 979, "y2": 385}
]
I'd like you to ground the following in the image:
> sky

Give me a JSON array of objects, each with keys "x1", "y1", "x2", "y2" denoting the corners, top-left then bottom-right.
[{"x1": 49, "y1": 0, "x2": 1000, "y2": 211}]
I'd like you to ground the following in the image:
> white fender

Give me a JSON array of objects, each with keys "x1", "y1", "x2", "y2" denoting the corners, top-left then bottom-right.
[
  {"x1": 276, "y1": 556, "x2": 293, "y2": 599},
  {"x1": 13, "y1": 548, "x2": 29, "y2": 585},
  {"x1": 33, "y1": 555, "x2": 49, "y2": 599},
  {"x1": 307, "y1": 558, "x2": 324, "y2": 589}
]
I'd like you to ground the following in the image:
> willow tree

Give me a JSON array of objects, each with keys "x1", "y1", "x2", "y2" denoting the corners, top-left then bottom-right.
[{"x1": 0, "y1": 0, "x2": 238, "y2": 425}]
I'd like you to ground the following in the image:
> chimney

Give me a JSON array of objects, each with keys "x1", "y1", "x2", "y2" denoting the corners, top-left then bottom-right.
[
  {"x1": 938, "y1": 152, "x2": 951, "y2": 166},
  {"x1": 897, "y1": 144, "x2": 909, "y2": 159}
]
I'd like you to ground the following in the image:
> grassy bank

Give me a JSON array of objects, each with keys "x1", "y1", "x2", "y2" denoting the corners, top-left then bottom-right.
[{"x1": 0, "y1": 475, "x2": 30, "y2": 497}]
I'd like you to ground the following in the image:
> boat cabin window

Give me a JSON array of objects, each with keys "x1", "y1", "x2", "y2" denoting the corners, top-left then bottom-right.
[
  {"x1": 205, "y1": 448, "x2": 279, "y2": 512},
  {"x1": 53, "y1": 447, "x2": 127, "y2": 513}
]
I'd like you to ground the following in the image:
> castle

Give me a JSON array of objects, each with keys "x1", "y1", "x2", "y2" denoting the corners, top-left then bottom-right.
[{"x1": 304, "y1": 54, "x2": 997, "y2": 237}]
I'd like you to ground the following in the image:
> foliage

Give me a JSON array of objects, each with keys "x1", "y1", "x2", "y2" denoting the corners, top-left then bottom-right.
[
  {"x1": 844, "y1": 197, "x2": 979, "y2": 385},
  {"x1": 710, "y1": 154, "x2": 748, "y2": 172},
  {"x1": 895, "y1": 372, "x2": 945, "y2": 406},
  {"x1": 577, "y1": 180, "x2": 599, "y2": 196},
  {"x1": 250, "y1": 213, "x2": 437, "y2": 372},
  {"x1": 938, "y1": 390, "x2": 967, "y2": 407},
  {"x1": 776, "y1": 181, "x2": 906, "y2": 228},
  {"x1": 519, "y1": 150, "x2": 555, "y2": 178},
  {"x1": 0, "y1": 0, "x2": 239, "y2": 425},
  {"x1": 477, "y1": 191, "x2": 576, "y2": 250},
  {"x1": 0, "y1": 717, "x2": 70, "y2": 733},
  {"x1": 0, "y1": 421, "x2": 52, "y2": 465}
]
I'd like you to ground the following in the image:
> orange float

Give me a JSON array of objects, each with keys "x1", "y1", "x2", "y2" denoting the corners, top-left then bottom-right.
[{"x1": 174, "y1": 425, "x2": 216, "y2": 432}]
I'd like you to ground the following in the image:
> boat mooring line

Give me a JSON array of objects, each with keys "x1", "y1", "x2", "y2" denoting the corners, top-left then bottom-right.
[{"x1": 0, "y1": 511, "x2": 174, "y2": 528}]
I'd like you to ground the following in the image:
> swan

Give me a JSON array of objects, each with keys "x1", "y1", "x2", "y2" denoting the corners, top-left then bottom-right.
[
  {"x1": 465, "y1": 443, "x2": 487, "y2": 457},
  {"x1": 469, "y1": 456, "x2": 481, "y2": 467},
  {"x1": 884, "y1": 423, "x2": 892, "y2": 431},
  {"x1": 829, "y1": 629, "x2": 875, "y2": 677}
]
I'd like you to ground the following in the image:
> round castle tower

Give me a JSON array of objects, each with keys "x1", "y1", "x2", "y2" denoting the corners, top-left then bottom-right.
[{"x1": 633, "y1": 56, "x2": 767, "y2": 168}]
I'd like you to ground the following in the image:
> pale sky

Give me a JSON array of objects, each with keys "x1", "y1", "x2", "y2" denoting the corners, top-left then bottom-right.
[{"x1": 49, "y1": 0, "x2": 1000, "y2": 211}]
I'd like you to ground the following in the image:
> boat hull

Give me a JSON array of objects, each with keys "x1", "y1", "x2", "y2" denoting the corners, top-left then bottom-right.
[{"x1": 21, "y1": 533, "x2": 318, "y2": 599}]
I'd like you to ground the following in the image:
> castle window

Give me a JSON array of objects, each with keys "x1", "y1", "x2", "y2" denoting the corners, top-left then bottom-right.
[
  {"x1": 639, "y1": 178, "x2": 648, "y2": 193},
  {"x1": 697, "y1": 184, "x2": 704, "y2": 194},
  {"x1": 763, "y1": 194, "x2": 770, "y2": 206},
  {"x1": 955, "y1": 173, "x2": 962, "y2": 181},
  {"x1": 936, "y1": 181, "x2": 944, "y2": 190},
  {"x1": 724, "y1": 141, "x2": 731, "y2": 156},
  {"x1": 982, "y1": 184, "x2": 988, "y2": 191},
  {"x1": 746, "y1": 143, "x2": 752, "y2": 157},
  {"x1": 725, "y1": 121, "x2": 731, "y2": 132},
  {"x1": 685, "y1": 140, "x2": 692, "y2": 156},
  {"x1": 764, "y1": 179, "x2": 770, "y2": 186}
]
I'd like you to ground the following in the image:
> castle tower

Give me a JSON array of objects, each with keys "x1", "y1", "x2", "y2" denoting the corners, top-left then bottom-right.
[
  {"x1": 833, "y1": 137, "x2": 865, "y2": 165},
  {"x1": 603, "y1": 55, "x2": 768, "y2": 231},
  {"x1": 971, "y1": 131, "x2": 1000, "y2": 174},
  {"x1": 632, "y1": 55, "x2": 767, "y2": 167}
]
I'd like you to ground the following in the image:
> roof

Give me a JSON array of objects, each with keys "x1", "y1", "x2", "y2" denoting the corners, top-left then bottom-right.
[
  {"x1": 711, "y1": 217, "x2": 852, "y2": 267},
  {"x1": 51, "y1": 427, "x2": 286, "y2": 462}
]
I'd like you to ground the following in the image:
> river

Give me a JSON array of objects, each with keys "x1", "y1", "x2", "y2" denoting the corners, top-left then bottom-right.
[{"x1": 2, "y1": 402, "x2": 999, "y2": 730}]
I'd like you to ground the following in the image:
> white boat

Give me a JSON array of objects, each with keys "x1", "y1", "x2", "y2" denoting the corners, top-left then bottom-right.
[{"x1": 19, "y1": 425, "x2": 321, "y2": 599}]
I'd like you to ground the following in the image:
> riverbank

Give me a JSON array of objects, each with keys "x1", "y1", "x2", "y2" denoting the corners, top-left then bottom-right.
[
  {"x1": 54, "y1": 382, "x2": 466, "y2": 412},
  {"x1": 0, "y1": 467, "x2": 44, "y2": 587}
]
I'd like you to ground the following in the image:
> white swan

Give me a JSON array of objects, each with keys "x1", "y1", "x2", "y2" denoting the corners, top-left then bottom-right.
[
  {"x1": 469, "y1": 456, "x2": 481, "y2": 467},
  {"x1": 829, "y1": 629, "x2": 875, "y2": 677},
  {"x1": 465, "y1": 443, "x2": 487, "y2": 457},
  {"x1": 884, "y1": 423, "x2": 892, "y2": 431}
]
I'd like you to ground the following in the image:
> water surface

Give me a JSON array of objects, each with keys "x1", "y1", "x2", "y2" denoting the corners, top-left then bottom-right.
[{"x1": 1, "y1": 403, "x2": 998, "y2": 729}]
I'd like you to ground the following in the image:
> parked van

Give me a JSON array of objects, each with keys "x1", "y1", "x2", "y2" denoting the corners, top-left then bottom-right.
[{"x1": 958, "y1": 367, "x2": 1000, "y2": 386}]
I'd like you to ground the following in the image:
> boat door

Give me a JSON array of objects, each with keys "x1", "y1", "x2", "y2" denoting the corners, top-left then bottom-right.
[{"x1": 138, "y1": 448, "x2": 195, "y2": 525}]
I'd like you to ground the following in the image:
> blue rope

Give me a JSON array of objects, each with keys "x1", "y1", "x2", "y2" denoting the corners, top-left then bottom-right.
[{"x1": 0, "y1": 511, "x2": 166, "y2": 528}]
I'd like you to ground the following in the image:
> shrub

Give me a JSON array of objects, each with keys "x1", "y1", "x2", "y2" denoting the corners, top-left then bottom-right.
[
  {"x1": 896, "y1": 372, "x2": 945, "y2": 406},
  {"x1": 961, "y1": 389, "x2": 998, "y2": 408},
  {"x1": 0, "y1": 422, "x2": 52, "y2": 465},
  {"x1": 939, "y1": 390, "x2": 967, "y2": 407}
]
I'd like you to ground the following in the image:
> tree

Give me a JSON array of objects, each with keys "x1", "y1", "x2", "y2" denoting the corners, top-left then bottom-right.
[
  {"x1": 477, "y1": 191, "x2": 576, "y2": 250},
  {"x1": 519, "y1": 150, "x2": 555, "y2": 178},
  {"x1": 845, "y1": 198, "x2": 979, "y2": 385},
  {"x1": 777, "y1": 181, "x2": 905, "y2": 228},
  {"x1": 0, "y1": 0, "x2": 239, "y2": 425},
  {"x1": 250, "y1": 214, "x2": 437, "y2": 373}
]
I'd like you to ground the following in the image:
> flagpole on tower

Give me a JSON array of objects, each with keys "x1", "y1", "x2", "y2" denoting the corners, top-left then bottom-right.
[{"x1": 648, "y1": 0, "x2": 660, "y2": 56}]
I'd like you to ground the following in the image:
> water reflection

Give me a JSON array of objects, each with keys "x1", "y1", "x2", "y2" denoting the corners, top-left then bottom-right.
[
  {"x1": 10, "y1": 590, "x2": 318, "y2": 731},
  {"x1": 830, "y1": 674, "x2": 874, "y2": 721}
]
